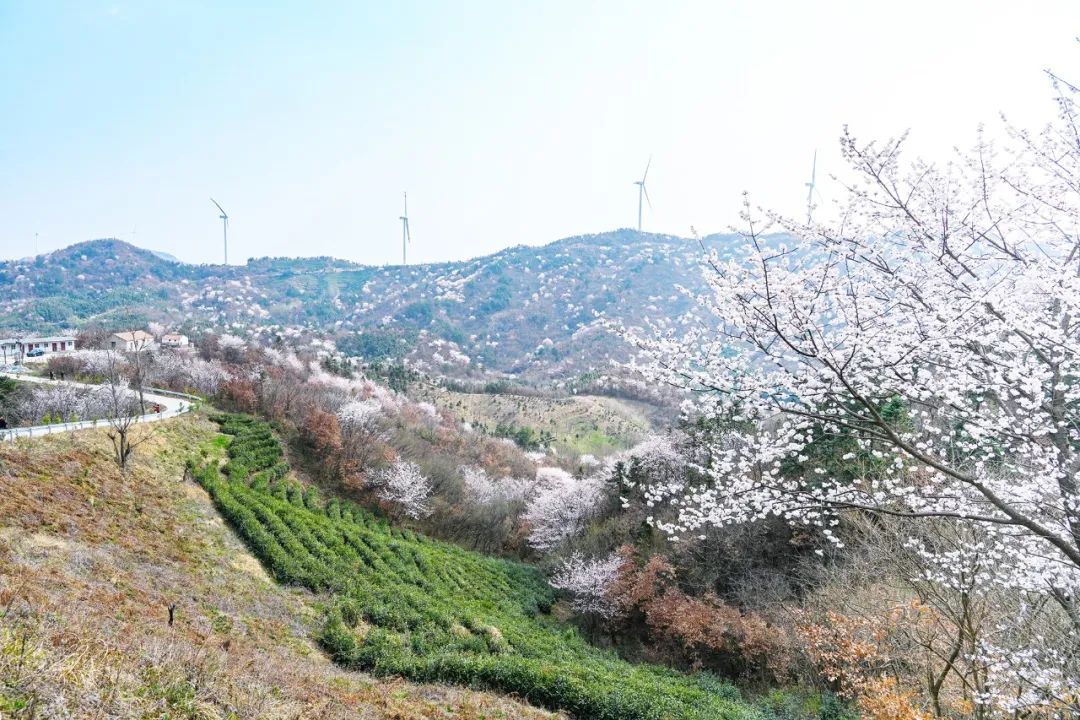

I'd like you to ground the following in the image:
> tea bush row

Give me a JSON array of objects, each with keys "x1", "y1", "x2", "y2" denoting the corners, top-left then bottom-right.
[{"x1": 193, "y1": 414, "x2": 762, "y2": 720}]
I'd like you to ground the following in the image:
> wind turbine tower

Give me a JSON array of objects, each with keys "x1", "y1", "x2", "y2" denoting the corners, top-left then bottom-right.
[
  {"x1": 805, "y1": 150, "x2": 817, "y2": 225},
  {"x1": 211, "y1": 198, "x2": 229, "y2": 264},
  {"x1": 634, "y1": 158, "x2": 652, "y2": 233},
  {"x1": 399, "y1": 192, "x2": 411, "y2": 265}
]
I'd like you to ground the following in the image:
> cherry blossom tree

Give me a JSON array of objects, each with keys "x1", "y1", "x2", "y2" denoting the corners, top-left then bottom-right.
[
  {"x1": 145, "y1": 349, "x2": 186, "y2": 388},
  {"x1": 374, "y1": 461, "x2": 432, "y2": 519},
  {"x1": 18, "y1": 383, "x2": 115, "y2": 424},
  {"x1": 626, "y1": 74, "x2": 1080, "y2": 712},
  {"x1": 336, "y1": 399, "x2": 389, "y2": 479},
  {"x1": 523, "y1": 467, "x2": 607, "y2": 550},
  {"x1": 460, "y1": 465, "x2": 534, "y2": 506},
  {"x1": 605, "y1": 432, "x2": 689, "y2": 495},
  {"x1": 218, "y1": 333, "x2": 247, "y2": 363},
  {"x1": 66, "y1": 349, "x2": 127, "y2": 378},
  {"x1": 185, "y1": 357, "x2": 230, "y2": 395},
  {"x1": 127, "y1": 333, "x2": 154, "y2": 414},
  {"x1": 551, "y1": 551, "x2": 622, "y2": 618},
  {"x1": 147, "y1": 350, "x2": 229, "y2": 395}
]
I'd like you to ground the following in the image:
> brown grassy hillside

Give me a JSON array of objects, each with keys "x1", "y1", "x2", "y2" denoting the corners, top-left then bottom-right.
[
  {"x1": 0, "y1": 413, "x2": 561, "y2": 719},
  {"x1": 414, "y1": 384, "x2": 654, "y2": 456}
]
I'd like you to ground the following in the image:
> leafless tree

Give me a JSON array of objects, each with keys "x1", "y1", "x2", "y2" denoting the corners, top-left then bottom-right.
[
  {"x1": 129, "y1": 336, "x2": 154, "y2": 415},
  {"x1": 102, "y1": 351, "x2": 148, "y2": 473},
  {"x1": 336, "y1": 399, "x2": 390, "y2": 481}
]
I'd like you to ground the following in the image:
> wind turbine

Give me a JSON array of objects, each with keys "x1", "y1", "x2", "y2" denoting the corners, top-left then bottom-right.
[
  {"x1": 210, "y1": 198, "x2": 229, "y2": 264},
  {"x1": 634, "y1": 158, "x2": 652, "y2": 233},
  {"x1": 399, "y1": 192, "x2": 411, "y2": 265},
  {"x1": 805, "y1": 150, "x2": 817, "y2": 225}
]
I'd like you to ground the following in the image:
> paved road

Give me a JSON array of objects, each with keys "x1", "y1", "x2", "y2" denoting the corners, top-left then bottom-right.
[{"x1": 1, "y1": 373, "x2": 199, "y2": 442}]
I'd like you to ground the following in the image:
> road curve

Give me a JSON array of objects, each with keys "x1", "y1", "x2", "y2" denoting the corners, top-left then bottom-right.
[{"x1": 1, "y1": 372, "x2": 199, "y2": 442}]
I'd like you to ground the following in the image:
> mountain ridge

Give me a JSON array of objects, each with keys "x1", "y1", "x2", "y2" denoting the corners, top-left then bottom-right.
[{"x1": 0, "y1": 230, "x2": 753, "y2": 382}]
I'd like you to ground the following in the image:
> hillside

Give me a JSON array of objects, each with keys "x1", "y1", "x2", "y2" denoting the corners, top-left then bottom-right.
[
  {"x1": 413, "y1": 382, "x2": 657, "y2": 455},
  {"x1": 191, "y1": 414, "x2": 762, "y2": 720},
  {"x1": 0, "y1": 406, "x2": 764, "y2": 719},
  {"x1": 0, "y1": 414, "x2": 562, "y2": 718},
  {"x1": 0, "y1": 231, "x2": 753, "y2": 383}
]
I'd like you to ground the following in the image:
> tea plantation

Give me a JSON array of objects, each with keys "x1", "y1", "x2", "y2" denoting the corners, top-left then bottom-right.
[{"x1": 190, "y1": 414, "x2": 763, "y2": 720}]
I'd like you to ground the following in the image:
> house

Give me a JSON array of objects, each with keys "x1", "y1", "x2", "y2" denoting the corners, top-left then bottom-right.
[
  {"x1": 0, "y1": 339, "x2": 17, "y2": 364},
  {"x1": 110, "y1": 330, "x2": 155, "y2": 352},
  {"x1": 0, "y1": 335, "x2": 77, "y2": 364},
  {"x1": 161, "y1": 333, "x2": 190, "y2": 348}
]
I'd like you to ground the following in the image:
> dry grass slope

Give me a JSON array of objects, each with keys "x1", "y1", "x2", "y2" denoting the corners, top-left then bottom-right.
[
  {"x1": 0, "y1": 413, "x2": 562, "y2": 719},
  {"x1": 416, "y1": 385, "x2": 654, "y2": 455}
]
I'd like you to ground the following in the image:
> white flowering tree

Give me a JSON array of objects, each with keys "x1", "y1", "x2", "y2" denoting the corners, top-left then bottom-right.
[
  {"x1": 551, "y1": 552, "x2": 622, "y2": 618},
  {"x1": 336, "y1": 399, "x2": 389, "y2": 480},
  {"x1": 217, "y1": 333, "x2": 247, "y2": 363},
  {"x1": 142, "y1": 349, "x2": 229, "y2": 396},
  {"x1": 627, "y1": 75, "x2": 1080, "y2": 712},
  {"x1": 605, "y1": 433, "x2": 688, "y2": 495},
  {"x1": 460, "y1": 465, "x2": 534, "y2": 506},
  {"x1": 374, "y1": 461, "x2": 432, "y2": 519},
  {"x1": 523, "y1": 467, "x2": 607, "y2": 550},
  {"x1": 67, "y1": 349, "x2": 127, "y2": 378},
  {"x1": 18, "y1": 383, "x2": 115, "y2": 424},
  {"x1": 186, "y1": 357, "x2": 230, "y2": 395}
]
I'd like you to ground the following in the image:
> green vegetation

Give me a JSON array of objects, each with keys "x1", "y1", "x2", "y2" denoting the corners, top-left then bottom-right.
[
  {"x1": 0, "y1": 377, "x2": 18, "y2": 403},
  {"x1": 0, "y1": 231, "x2": 711, "y2": 381},
  {"x1": 493, "y1": 421, "x2": 553, "y2": 450},
  {"x1": 1, "y1": 412, "x2": 563, "y2": 718},
  {"x1": 401, "y1": 300, "x2": 435, "y2": 324},
  {"x1": 339, "y1": 330, "x2": 404, "y2": 361},
  {"x1": 367, "y1": 360, "x2": 419, "y2": 393},
  {"x1": 190, "y1": 414, "x2": 762, "y2": 720}
]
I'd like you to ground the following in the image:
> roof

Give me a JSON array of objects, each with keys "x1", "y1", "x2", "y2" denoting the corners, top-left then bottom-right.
[
  {"x1": 0, "y1": 335, "x2": 76, "y2": 344},
  {"x1": 112, "y1": 330, "x2": 154, "y2": 342},
  {"x1": 161, "y1": 333, "x2": 187, "y2": 340}
]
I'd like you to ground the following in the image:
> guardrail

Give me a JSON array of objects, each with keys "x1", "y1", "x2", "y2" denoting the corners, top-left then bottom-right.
[
  {"x1": 1, "y1": 387, "x2": 202, "y2": 443},
  {"x1": 146, "y1": 387, "x2": 203, "y2": 402}
]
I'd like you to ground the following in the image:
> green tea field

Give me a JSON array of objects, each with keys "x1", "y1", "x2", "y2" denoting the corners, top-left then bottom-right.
[{"x1": 190, "y1": 414, "x2": 761, "y2": 720}]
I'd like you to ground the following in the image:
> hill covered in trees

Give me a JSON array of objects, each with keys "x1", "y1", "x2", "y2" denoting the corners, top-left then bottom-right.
[{"x1": 0, "y1": 230, "x2": 753, "y2": 384}]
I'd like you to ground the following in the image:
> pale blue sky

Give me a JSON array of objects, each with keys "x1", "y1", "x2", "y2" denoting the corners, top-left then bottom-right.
[{"x1": 1, "y1": 1, "x2": 1077, "y2": 265}]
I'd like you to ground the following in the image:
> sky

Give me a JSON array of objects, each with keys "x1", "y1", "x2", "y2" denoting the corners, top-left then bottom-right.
[{"x1": 0, "y1": 1, "x2": 1077, "y2": 266}]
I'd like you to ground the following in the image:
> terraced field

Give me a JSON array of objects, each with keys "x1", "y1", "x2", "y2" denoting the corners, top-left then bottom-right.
[
  {"x1": 415, "y1": 383, "x2": 657, "y2": 455},
  {"x1": 190, "y1": 414, "x2": 761, "y2": 720}
]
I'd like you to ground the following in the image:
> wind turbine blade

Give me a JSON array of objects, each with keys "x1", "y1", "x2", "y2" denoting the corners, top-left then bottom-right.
[
  {"x1": 210, "y1": 197, "x2": 226, "y2": 215},
  {"x1": 642, "y1": 156, "x2": 651, "y2": 182},
  {"x1": 643, "y1": 184, "x2": 652, "y2": 209},
  {"x1": 811, "y1": 150, "x2": 817, "y2": 184},
  {"x1": 405, "y1": 219, "x2": 411, "y2": 243}
]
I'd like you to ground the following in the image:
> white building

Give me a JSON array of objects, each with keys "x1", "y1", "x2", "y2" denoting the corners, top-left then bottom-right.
[
  {"x1": 110, "y1": 330, "x2": 155, "y2": 352},
  {"x1": 160, "y1": 333, "x2": 189, "y2": 349},
  {"x1": 0, "y1": 335, "x2": 77, "y2": 363}
]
